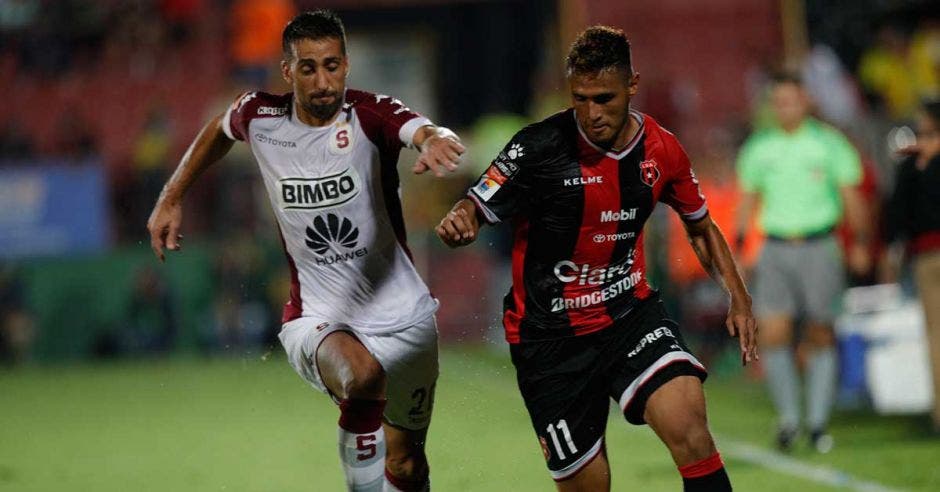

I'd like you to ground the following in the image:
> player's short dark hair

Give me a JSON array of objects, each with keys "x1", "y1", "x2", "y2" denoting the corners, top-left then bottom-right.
[
  {"x1": 282, "y1": 9, "x2": 347, "y2": 58},
  {"x1": 770, "y1": 71, "x2": 803, "y2": 87},
  {"x1": 565, "y1": 26, "x2": 632, "y2": 77}
]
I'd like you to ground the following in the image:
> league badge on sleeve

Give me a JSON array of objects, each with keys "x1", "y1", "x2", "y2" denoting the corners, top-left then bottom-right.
[
  {"x1": 471, "y1": 164, "x2": 508, "y2": 201},
  {"x1": 639, "y1": 159, "x2": 660, "y2": 187}
]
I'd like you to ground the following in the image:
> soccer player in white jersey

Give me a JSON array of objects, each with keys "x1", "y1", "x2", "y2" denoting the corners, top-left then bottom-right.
[{"x1": 146, "y1": 10, "x2": 464, "y2": 492}]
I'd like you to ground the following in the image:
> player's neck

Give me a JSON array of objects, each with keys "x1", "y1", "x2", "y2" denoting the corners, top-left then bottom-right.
[
  {"x1": 294, "y1": 101, "x2": 342, "y2": 127},
  {"x1": 779, "y1": 118, "x2": 806, "y2": 134},
  {"x1": 610, "y1": 114, "x2": 641, "y2": 152}
]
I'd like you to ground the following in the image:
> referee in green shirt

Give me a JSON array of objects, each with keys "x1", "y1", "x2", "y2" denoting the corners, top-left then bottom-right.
[{"x1": 736, "y1": 73, "x2": 870, "y2": 453}]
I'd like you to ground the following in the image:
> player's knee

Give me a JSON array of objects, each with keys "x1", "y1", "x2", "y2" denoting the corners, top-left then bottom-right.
[
  {"x1": 385, "y1": 450, "x2": 428, "y2": 483},
  {"x1": 664, "y1": 422, "x2": 714, "y2": 461},
  {"x1": 343, "y1": 358, "x2": 386, "y2": 399},
  {"x1": 670, "y1": 425, "x2": 715, "y2": 461}
]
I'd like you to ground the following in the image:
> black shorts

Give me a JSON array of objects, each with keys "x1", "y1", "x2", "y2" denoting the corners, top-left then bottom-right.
[{"x1": 509, "y1": 294, "x2": 707, "y2": 480}]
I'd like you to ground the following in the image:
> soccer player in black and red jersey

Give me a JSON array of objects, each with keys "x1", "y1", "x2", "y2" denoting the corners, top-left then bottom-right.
[{"x1": 437, "y1": 27, "x2": 757, "y2": 491}]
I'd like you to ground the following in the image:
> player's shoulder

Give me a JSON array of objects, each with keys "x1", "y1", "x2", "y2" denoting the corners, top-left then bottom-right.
[
  {"x1": 344, "y1": 88, "x2": 407, "y2": 113},
  {"x1": 344, "y1": 88, "x2": 377, "y2": 106},
  {"x1": 739, "y1": 126, "x2": 776, "y2": 152},
  {"x1": 509, "y1": 109, "x2": 576, "y2": 157},
  {"x1": 640, "y1": 112, "x2": 686, "y2": 155},
  {"x1": 640, "y1": 113, "x2": 678, "y2": 144},
  {"x1": 807, "y1": 118, "x2": 850, "y2": 142},
  {"x1": 230, "y1": 90, "x2": 292, "y2": 119},
  {"x1": 226, "y1": 91, "x2": 291, "y2": 140},
  {"x1": 531, "y1": 108, "x2": 576, "y2": 139}
]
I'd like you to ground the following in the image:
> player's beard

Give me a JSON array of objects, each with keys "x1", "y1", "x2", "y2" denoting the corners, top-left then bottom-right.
[{"x1": 304, "y1": 92, "x2": 343, "y2": 121}]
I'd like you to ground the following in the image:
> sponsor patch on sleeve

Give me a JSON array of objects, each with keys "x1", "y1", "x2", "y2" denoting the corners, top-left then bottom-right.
[
  {"x1": 484, "y1": 165, "x2": 508, "y2": 185},
  {"x1": 493, "y1": 157, "x2": 519, "y2": 179},
  {"x1": 471, "y1": 175, "x2": 502, "y2": 201},
  {"x1": 470, "y1": 164, "x2": 509, "y2": 201}
]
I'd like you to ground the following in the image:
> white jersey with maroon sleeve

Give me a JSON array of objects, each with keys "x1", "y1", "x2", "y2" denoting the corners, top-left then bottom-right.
[{"x1": 221, "y1": 89, "x2": 438, "y2": 333}]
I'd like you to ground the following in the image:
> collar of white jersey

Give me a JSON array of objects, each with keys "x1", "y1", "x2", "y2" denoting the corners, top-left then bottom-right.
[
  {"x1": 290, "y1": 89, "x2": 351, "y2": 130},
  {"x1": 574, "y1": 109, "x2": 645, "y2": 160}
]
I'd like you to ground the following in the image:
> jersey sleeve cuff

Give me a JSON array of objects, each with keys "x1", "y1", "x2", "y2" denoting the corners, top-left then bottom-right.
[
  {"x1": 467, "y1": 191, "x2": 501, "y2": 224},
  {"x1": 681, "y1": 203, "x2": 709, "y2": 221},
  {"x1": 399, "y1": 116, "x2": 433, "y2": 149},
  {"x1": 221, "y1": 106, "x2": 237, "y2": 141}
]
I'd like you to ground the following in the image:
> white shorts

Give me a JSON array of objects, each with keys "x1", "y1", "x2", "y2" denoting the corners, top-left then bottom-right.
[{"x1": 278, "y1": 314, "x2": 439, "y2": 430}]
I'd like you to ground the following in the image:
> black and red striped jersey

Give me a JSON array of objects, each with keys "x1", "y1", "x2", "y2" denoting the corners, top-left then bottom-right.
[{"x1": 467, "y1": 109, "x2": 707, "y2": 344}]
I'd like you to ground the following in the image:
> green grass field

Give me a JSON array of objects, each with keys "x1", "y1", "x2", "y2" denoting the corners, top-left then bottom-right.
[{"x1": 2, "y1": 348, "x2": 938, "y2": 491}]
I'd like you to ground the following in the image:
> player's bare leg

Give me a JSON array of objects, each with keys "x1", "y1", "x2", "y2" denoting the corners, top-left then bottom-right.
[
  {"x1": 644, "y1": 375, "x2": 731, "y2": 491},
  {"x1": 555, "y1": 446, "x2": 611, "y2": 492},
  {"x1": 759, "y1": 314, "x2": 800, "y2": 450},
  {"x1": 383, "y1": 424, "x2": 431, "y2": 491},
  {"x1": 804, "y1": 321, "x2": 836, "y2": 452},
  {"x1": 318, "y1": 331, "x2": 388, "y2": 491}
]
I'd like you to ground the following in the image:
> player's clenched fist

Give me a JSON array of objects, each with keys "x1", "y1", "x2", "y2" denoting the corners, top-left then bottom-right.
[{"x1": 436, "y1": 199, "x2": 480, "y2": 248}]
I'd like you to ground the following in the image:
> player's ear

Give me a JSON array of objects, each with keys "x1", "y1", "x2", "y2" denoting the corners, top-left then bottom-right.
[
  {"x1": 281, "y1": 59, "x2": 293, "y2": 85},
  {"x1": 628, "y1": 71, "x2": 640, "y2": 97}
]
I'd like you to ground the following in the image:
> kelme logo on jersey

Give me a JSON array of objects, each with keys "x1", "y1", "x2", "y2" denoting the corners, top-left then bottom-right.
[
  {"x1": 305, "y1": 213, "x2": 369, "y2": 265},
  {"x1": 563, "y1": 176, "x2": 603, "y2": 187},
  {"x1": 507, "y1": 143, "x2": 525, "y2": 160},
  {"x1": 279, "y1": 168, "x2": 361, "y2": 211}
]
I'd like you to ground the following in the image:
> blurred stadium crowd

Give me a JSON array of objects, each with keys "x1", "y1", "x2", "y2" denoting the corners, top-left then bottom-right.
[{"x1": 0, "y1": 0, "x2": 938, "y2": 397}]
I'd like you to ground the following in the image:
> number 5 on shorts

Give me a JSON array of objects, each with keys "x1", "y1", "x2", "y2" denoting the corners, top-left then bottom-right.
[{"x1": 546, "y1": 419, "x2": 578, "y2": 460}]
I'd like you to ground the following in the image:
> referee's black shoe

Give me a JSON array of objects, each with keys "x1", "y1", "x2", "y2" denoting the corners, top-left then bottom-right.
[{"x1": 776, "y1": 427, "x2": 798, "y2": 453}]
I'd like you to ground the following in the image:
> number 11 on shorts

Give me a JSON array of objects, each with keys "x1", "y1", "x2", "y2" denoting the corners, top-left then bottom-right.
[{"x1": 546, "y1": 419, "x2": 578, "y2": 460}]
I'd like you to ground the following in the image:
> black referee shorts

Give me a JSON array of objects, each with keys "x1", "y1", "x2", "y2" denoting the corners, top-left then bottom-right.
[{"x1": 509, "y1": 294, "x2": 707, "y2": 480}]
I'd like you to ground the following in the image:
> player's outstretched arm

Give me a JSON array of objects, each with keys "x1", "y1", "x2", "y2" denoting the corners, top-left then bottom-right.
[
  {"x1": 147, "y1": 113, "x2": 234, "y2": 262},
  {"x1": 436, "y1": 198, "x2": 480, "y2": 248},
  {"x1": 412, "y1": 125, "x2": 465, "y2": 177},
  {"x1": 684, "y1": 215, "x2": 758, "y2": 365}
]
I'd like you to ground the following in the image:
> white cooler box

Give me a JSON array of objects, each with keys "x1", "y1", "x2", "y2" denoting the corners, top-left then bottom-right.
[{"x1": 836, "y1": 285, "x2": 933, "y2": 414}]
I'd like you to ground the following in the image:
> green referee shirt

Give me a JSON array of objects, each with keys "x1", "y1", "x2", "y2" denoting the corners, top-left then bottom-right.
[{"x1": 737, "y1": 118, "x2": 861, "y2": 237}]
